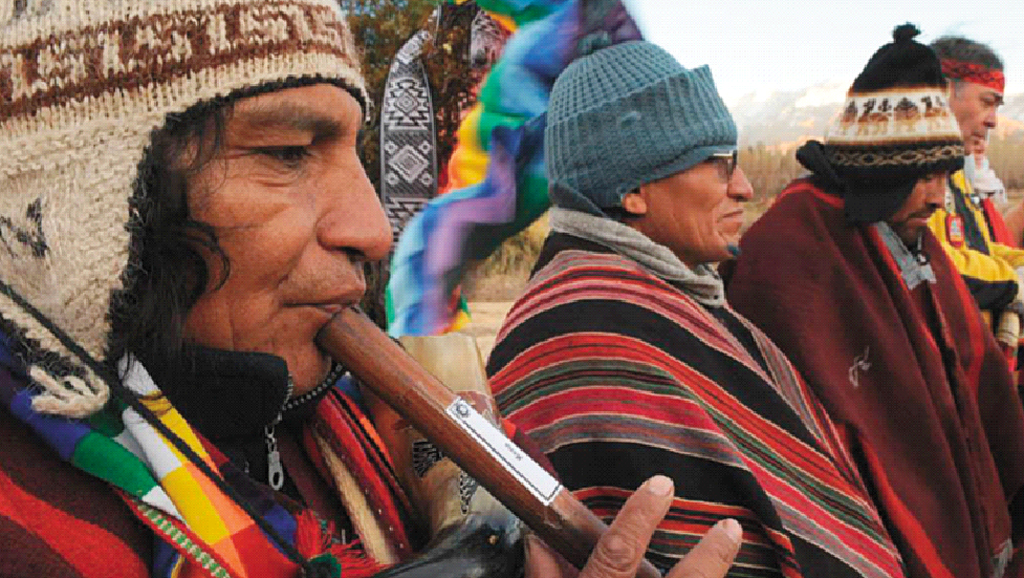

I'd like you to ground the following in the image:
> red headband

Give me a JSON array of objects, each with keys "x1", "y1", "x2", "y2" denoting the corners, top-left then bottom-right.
[{"x1": 941, "y1": 59, "x2": 1005, "y2": 92}]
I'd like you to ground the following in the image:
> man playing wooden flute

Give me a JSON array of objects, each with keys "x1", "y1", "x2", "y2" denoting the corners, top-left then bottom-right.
[{"x1": 0, "y1": 1, "x2": 741, "y2": 577}]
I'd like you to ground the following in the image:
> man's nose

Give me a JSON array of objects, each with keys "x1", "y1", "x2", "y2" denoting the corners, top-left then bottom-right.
[
  {"x1": 728, "y1": 167, "x2": 754, "y2": 201},
  {"x1": 985, "y1": 108, "x2": 999, "y2": 129},
  {"x1": 925, "y1": 179, "x2": 946, "y2": 207},
  {"x1": 319, "y1": 166, "x2": 393, "y2": 263}
]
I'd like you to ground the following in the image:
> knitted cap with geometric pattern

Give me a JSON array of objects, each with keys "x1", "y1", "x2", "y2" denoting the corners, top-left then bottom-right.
[
  {"x1": 823, "y1": 24, "x2": 964, "y2": 223},
  {"x1": 545, "y1": 40, "x2": 737, "y2": 216},
  {"x1": 0, "y1": 0, "x2": 366, "y2": 418}
]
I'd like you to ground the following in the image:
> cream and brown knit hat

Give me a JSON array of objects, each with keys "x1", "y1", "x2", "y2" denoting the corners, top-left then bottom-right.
[
  {"x1": 822, "y1": 24, "x2": 963, "y2": 222},
  {"x1": 0, "y1": 0, "x2": 367, "y2": 418}
]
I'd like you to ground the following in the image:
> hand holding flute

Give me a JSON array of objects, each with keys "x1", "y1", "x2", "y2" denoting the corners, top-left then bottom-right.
[
  {"x1": 525, "y1": 477, "x2": 742, "y2": 578},
  {"x1": 317, "y1": 308, "x2": 741, "y2": 577}
]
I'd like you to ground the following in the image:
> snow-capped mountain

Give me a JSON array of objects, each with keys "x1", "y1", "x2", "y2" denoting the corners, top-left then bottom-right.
[{"x1": 729, "y1": 83, "x2": 1024, "y2": 146}]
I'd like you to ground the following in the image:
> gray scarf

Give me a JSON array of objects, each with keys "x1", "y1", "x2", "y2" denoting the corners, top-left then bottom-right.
[
  {"x1": 873, "y1": 222, "x2": 935, "y2": 290},
  {"x1": 548, "y1": 207, "x2": 726, "y2": 307}
]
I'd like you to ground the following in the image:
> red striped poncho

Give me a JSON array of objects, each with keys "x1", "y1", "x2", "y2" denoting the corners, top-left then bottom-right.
[{"x1": 487, "y1": 232, "x2": 907, "y2": 578}]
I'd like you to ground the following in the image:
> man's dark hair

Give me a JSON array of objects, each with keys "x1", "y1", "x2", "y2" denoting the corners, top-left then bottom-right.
[
  {"x1": 108, "y1": 100, "x2": 232, "y2": 387},
  {"x1": 930, "y1": 36, "x2": 1003, "y2": 70},
  {"x1": 930, "y1": 36, "x2": 1003, "y2": 97}
]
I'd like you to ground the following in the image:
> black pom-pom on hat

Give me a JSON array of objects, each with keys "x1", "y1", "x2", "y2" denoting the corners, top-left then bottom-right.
[
  {"x1": 892, "y1": 23, "x2": 920, "y2": 43},
  {"x1": 852, "y1": 22, "x2": 943, "y2": 91}
]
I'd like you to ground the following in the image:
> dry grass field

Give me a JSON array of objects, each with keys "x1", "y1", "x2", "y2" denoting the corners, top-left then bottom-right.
[
  {"x1": 1008, "y1": 188, "x2": 1024, "y2": 207},
  {"x1": 463, "y1": 301, "x2": 515, "y2": 359}
]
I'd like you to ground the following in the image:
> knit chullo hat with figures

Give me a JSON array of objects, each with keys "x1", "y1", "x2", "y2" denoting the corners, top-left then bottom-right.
[
  {"x1": 818, "y1": 24, "x2": 964, "y2": 223},
  {"x1": 0, "y1": 0, "x2": 367, "y2": 418},
  {"x1": 545, "y1": 40, "x2": 737, "y2": 216}
]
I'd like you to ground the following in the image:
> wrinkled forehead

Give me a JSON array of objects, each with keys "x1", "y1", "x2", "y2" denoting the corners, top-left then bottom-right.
[
  {"x1": 959, "y1": 81, "x2": 1004, "y2": 105},
  {"x1": 229, "y1": 84, "x2": 365, "y2": 136}
]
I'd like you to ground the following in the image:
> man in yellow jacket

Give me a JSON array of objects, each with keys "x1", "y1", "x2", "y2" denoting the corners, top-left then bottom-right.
[{"x1": 926, "y1": 36, "x2": 1024, "y2": 354}]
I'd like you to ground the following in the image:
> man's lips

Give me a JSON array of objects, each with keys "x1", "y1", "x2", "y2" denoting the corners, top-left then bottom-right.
[
  {"x1": 314, "y1": 303, "x2": 345, "y2": 315},
  {"x1": 901, "y1": 211, "x2": 936, "y2": 229},
  {"x1": 289, "y1": 299, "x2": 356, "y2": 317},
  {"x1": 720, "y1": 210, "x2": 746, "y2": 231}
]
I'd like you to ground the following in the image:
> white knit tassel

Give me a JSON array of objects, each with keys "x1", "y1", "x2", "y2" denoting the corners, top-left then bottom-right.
[
  {"x1": 118, "y1": 354, "x2": 159, "y2": 396},
  {"x1": 29, "y1": 365, "x2": 109, "y2": 418}
]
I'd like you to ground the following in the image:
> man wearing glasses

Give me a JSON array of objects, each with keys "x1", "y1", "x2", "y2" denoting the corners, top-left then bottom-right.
[
  {"x1": 487, "y1": 40, "x2": 907, "y2": 578},
  {"x1": 727, "y1": 26, "x2": 1024, "y2": 578}
]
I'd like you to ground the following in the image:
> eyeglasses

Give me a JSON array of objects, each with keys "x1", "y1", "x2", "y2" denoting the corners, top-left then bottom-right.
[{"x1": 706, "y1": 150, "x2": 738, "y2": 181}]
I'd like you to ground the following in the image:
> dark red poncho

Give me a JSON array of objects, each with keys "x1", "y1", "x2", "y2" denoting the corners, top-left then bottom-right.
[{"x1": 726, "y1": 179, "x2": 1024, "y2": 578}]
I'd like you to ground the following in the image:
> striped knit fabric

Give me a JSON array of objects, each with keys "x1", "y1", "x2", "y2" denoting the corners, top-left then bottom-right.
[{"x1": 487, "y1": 233, "x2": 906, "y2": 578}]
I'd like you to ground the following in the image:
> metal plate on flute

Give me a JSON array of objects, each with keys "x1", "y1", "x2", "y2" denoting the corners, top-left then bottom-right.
[{"x1": 446, "y1": 398, "x2": 563, "y2": 506}]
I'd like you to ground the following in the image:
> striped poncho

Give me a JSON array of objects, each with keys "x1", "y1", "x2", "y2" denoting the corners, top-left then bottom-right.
[{"x1": 487, "y1": 232, "x2": 906, "y2": 578}]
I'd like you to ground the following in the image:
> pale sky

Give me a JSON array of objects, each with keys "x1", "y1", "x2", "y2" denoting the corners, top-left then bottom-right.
[{"x1": 625, "y1": 0, "x2": 1024, "y2": 105}]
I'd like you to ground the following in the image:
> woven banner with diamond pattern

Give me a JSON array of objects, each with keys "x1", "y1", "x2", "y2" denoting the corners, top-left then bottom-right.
[{"x1": 380, "y1": 30, "x2": 439, "y2": 250}]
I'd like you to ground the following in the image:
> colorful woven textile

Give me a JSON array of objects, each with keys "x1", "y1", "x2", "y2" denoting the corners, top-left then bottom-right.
[
  {"x1": 0, "y1": 335, "x2": 406, "y2": 578},
  {"x1": 487, "y1": 232, "x2": 907, "y2": 578},
  {"x1": 386, "y1": 0, "x2": 642, "y2": 336},
  {"x1": 726, "y1": 178, "x2": 1024, "y2": 578},
  {"x1": 1, "y1": 371, "x2": 152, "y2": 578}
]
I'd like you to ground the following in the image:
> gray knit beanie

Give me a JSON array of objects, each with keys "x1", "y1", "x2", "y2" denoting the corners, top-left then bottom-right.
[{"x1": 545, "y1": 41, "x2": 737, "y2": 216}]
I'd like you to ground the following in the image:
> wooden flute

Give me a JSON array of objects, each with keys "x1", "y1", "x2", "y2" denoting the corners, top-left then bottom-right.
[{"x1": 317, "y1": 307, "x2": 662, "y2": 578}]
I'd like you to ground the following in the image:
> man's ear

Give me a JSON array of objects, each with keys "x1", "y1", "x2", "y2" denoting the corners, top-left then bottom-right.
[
  {"x1": 621, "y1": 188, "x2": 649, "y2": 216},
  {"x1": 945, "y1": 80, "x2": 961, "y2": 103}
]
